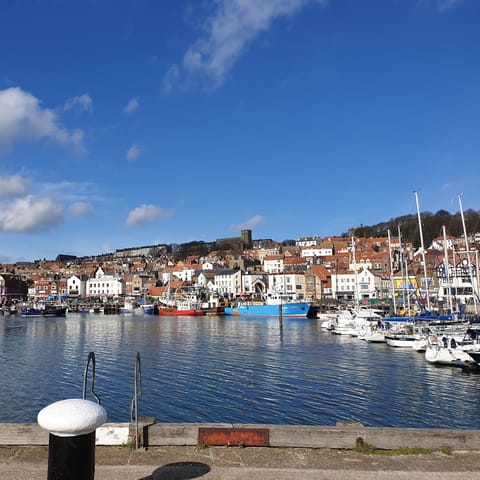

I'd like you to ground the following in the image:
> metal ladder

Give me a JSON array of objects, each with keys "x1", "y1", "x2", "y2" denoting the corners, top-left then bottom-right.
[
  {"x1": 83, "y1": 351, "x2": 144, "y2": 450},
  {"x1": 83, "y1": 351, "x2": 101, "y2": 404},
  {"x1": 130, "y1": 351, "x2": 144, "y2": 450}
]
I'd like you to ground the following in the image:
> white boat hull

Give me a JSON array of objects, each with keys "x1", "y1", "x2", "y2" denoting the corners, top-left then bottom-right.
[
  {"x1": 364, "y1": 332, "x2": 386, "y2": 343},
  {"x1": 385, "y1": 336, "x2": 416, "y2": 348}
]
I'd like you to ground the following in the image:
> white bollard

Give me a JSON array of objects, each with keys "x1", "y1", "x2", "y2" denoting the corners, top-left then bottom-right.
[{"x1": 38, "y1": 398, "x2": 107, "y2": 480}]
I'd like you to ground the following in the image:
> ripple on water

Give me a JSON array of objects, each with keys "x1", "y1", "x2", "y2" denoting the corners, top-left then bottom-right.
[{"x1": 1, "y1": 314, "x2": 480, "y2": 427}]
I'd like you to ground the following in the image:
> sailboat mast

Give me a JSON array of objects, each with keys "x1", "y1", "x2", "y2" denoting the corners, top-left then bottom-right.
[
  {"x1": 403, "y1": 238, "x2": 412, "y2": 314},
  {"x1": 352, "y1": 236, "x2": 359, "y2": 305},
  {"x1": 414, "y1": 191, "x2": 431, "y2": 310},
  {"x1": 397, "y1": 225, "x2": 407, "y2": 313},
  {"x1": 453, "y1": 244, "x2": 459, "y2": 312},
  {"x1": 458, "y1": 193, "x2": 478, "y2": 314},
  {"x1": 387, "y1": 229, "x2": 397, "y2": 314},
  {"x1": 442, "y1": 225, "x2": 454, "y2": 315}
]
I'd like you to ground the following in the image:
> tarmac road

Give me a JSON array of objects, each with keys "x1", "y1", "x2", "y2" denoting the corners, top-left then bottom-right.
[{"x1": 1, "y1": 445, "x2": 480, "y2": 480}]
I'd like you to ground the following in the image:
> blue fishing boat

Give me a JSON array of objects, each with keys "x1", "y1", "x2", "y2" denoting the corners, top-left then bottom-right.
[
  {"x1": 224, "y1": 293, "x2": 311, "y2": 317},
  {"x1": 141, "y1": 304, "x2": 155, "y2": 315},
  {"x1": 21, "y1": 304, "x2": 67, "y2": 317}
]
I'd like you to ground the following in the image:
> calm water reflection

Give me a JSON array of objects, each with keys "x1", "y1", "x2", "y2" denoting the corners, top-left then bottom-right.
[{"x1": 1, "y1": 314, "x2": 480, "y2": 428}]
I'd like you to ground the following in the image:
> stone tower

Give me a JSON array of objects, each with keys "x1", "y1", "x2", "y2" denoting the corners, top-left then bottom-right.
[{"x1": 241, "y1": 229, "x2": 252, "y2": 249}]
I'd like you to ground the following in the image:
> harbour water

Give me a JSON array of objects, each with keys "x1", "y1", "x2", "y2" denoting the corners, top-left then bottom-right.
[{"x1": 1, "y1": 313, "x2": 480, "y2": 429}]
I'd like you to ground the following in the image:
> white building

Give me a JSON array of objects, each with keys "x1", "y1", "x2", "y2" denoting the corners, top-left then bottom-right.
[
  {"x1": 67, "y1": 275, "x2": 86, "y2": 297},
  {"x1": 263, "y1": 255, "x2": 284, "y2": 274},
  {"x1": 332, "y1": 268, "x2": 383, "y2": 302},
  {"x1": 350, "y1": 258, "x2": 373, "y2": 271},
  {"x1": 267, "y1": 272, "x2": 307, "y2": 299},
  {"x1": 296, "y1": 236, "x2": 321, "y2": 247},
  {"x1": 301, "y1": 246, "x2": 333, "y2": 258},
  {"x1": 172, "y1": 266, "x2": 196, "y2": 282},
  {"x1": 255, "y1": 248, "x2": 280, "y2": 262},
  {"x1": 436, "y1": 258, "x2": 479, "y2": 310},
  {"x1": 86, "y1": 267, "x2": 124, "y2": 297},
  {"x1": 196, "y1": 271, "x2": 216, "y2": 290},
  {"x1": 241, "y1": 273, "x2": 267, "y2": 296},
  {"x1": 214, "y1": 269, "x2": 242, "y2": 297}
]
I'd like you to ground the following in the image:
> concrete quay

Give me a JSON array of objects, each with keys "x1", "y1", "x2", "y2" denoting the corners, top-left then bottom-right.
[
  {"x1": 1, "y1": 422, "x2": 480, "y2": 479},
  {"x1": 2, "y1": 444, "x2": 480, "y2": 480}
]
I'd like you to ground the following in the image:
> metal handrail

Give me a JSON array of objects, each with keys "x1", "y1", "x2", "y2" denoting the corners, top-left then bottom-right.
[
  {"x1": 83, "y1": 351, "x2": 101, "y2": 404},
  {"x1": 130, "y1": 351, "x2": 142, "y2": 449}
]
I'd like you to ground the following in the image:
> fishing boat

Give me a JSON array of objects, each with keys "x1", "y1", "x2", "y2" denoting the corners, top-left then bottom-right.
[
  {"x1": 121, "y1": 296, "x2": 155, "y2": 315},
  {"x1": 157, "y1": 288, "x2": 205, "y2": 316},
  {"x1": 120, "y1": 300, "x2": 135, "y2": 314},
  {"x1": 140, "y1": 304, "x2": 155, "y2": 315},
  {"x1": 224, "y1": 293, "x2": 312, "y2": 317},
  {"x1": 21, "y1": 303, "x2": 67, "y2": 317},
  {"x1": 157, "y1": 301, "x2": 204, "y2": 316},
  {"x1": 78, "y1": 305, "x2": 103, "y2": 314}
]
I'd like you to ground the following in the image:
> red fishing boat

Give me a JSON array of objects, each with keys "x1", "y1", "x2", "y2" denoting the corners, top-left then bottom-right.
[{"x1": 157, "y1": 305, "x2": 205, "y2": 316}]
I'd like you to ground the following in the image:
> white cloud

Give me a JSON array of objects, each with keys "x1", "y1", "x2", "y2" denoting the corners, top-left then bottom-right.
[
  {"x1": 126, "y1": 144, "x2": 140, "y2": 161},
  {"x1": 63, "y1": 93, "x2": 93, "y2": 112},
  {"x1": 0, "y1": 174, "x2": 28, "y2": 200},
  {"x1": 433, "y1": 0, "x2": 462, "y2": 12},
  {"x1": 0, "y1": 195, "x2": 63, "y2": 233},
  {"x1": 68, "y1": 202, "x2": 94, "y2": 217},
  {"x1": 418, "y1": 0, "x2": 463, "y2": 12},
  {"x1": 0, "y1": 176, "x2": 99, "y2": 234},
  {"x1": 163, "y1": 0, "x2": 325, "y2": 91},
  {"x1": 70, "y1": 129, "x2": 85, "y2": 147},
  {"x1": 0, "y1": 87, "x2": 85, "y2": 150},
  {"x1": 125, "y1": 204, "x2": 170, "y2": 228},
  {"x1": 123, "y1": 97, "x2": 139, "y2": 114},
  {"x1": 231, "y1": 214, "x2": 264, "y2": 231},
  {"x1": 162, "y1": 65, "x2": 180, "y2": 94},
  {"x1": 41, "y1": 180, "x2": 101, "y2": 203}
]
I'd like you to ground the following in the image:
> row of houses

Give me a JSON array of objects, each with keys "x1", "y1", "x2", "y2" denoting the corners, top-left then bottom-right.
[{"x1": 1, "y1": 234, "x2": 479, "y2": 310}]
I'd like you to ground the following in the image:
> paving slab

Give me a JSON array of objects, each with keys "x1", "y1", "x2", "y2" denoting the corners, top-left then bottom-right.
[{"x1": 1, "y1": 445, "x2": 480, "y2": 480}]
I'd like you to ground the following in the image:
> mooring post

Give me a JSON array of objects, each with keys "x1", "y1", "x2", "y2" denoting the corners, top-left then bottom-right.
[{"x1": 37, "y1": 398, "x2": 107, "y2": 480}]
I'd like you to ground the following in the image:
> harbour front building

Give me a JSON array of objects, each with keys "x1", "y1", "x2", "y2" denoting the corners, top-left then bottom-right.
[{"x1": 85, "y1": 267, "x2": 124, "y2": 298}]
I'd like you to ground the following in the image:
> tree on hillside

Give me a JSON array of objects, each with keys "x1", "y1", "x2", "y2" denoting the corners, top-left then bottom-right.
[{"x1": 348, "y1": 209, "x2": 480, "y2": 248}]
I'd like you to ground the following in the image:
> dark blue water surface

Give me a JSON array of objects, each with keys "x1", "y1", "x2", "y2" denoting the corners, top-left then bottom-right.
[{"x1": 1, "y1": 313, "x2": 480, "y2": 428}]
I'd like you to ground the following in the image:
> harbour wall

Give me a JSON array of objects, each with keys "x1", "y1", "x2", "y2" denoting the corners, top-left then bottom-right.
[{"x1": 1, "y1": 421, "x2": 480, "y2": 450}]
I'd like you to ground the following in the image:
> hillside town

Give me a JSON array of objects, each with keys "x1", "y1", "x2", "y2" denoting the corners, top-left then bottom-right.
[{"x1": 1, "y1": 228, "x2": 479, "y2": 316}]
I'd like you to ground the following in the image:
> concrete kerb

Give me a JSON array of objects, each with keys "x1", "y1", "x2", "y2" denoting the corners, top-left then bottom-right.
[{"x1": 1, "y1": 422, "x2": 480, "y2": 451}]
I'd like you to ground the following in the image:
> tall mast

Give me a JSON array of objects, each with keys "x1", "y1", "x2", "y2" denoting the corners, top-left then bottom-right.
[
  {"x1": 442, "y1": 225, "x2": 454, "y2": 315},
  {"x1": 352, "y1": 236, "x2": 359, "y2": 305},
  {"x1": 476, "y1": 250, "x2": 479, "y2": 311},
  {"x1": 414, "y1": 191, "x2": 431, "y2": 310},
  {"x1": 453, "y1": 243, "x2": 459, "y2": 313},
  {"x1": 387, "y1": 229, "x2": 397, "y2": 314},
  {"x1": 403, "y1": 237, "x2": 412, "y2": 314},
  {"x1": 458, "y1": 193, "x2": 478, "y2": 314},
  {"x1": 397, "y1": 225, "x2": 407, "y2": 313}
]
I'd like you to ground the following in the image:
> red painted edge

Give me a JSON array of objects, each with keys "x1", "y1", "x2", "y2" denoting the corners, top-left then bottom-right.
[{"x1": 198, "y1": 427, "x2": 270, "y2": 447}]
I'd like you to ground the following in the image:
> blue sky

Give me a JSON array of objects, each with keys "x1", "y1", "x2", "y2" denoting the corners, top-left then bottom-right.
[{"x1": 1, "y1": 0, "x2": 479, "y2": 262}]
